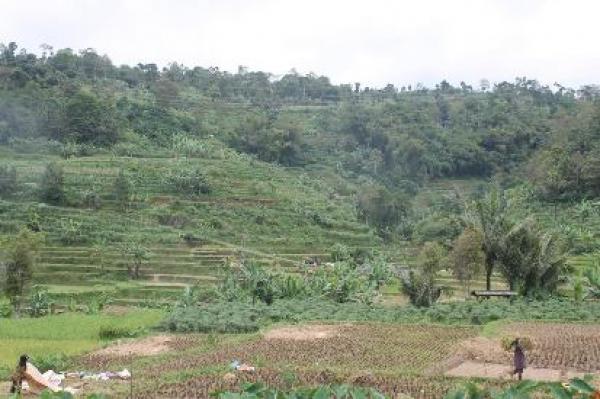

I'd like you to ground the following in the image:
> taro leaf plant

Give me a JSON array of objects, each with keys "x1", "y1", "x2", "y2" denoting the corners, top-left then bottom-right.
[
  {"x1": 211, "y1": 383, "x2": 387, "y2": 399},
  {"x1": 445, "y1": 377, "x2": 599, "y2": 399}
]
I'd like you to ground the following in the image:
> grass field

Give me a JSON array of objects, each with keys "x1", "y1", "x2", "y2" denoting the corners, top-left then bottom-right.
[{"x1": 0, "y1": 308, "x2": 163, "y2": 374}]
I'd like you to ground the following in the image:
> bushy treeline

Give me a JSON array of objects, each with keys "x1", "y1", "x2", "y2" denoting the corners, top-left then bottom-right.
[
  {"x1": 4, "y1": 40, "x2": 600, "y2": 249},
  {"x1": 161, "y1": 296, "x2": 600, "y2": 333},
  {"x1": 3, "y1": 41, "x2": 600, "y2": 187}
]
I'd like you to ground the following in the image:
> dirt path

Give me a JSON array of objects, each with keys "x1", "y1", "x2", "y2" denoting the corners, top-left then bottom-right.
[
  {"x1": 446, "y1": 360, "x2": 589, "y2": 382},
  {"x1": 92, "y1": 335, "x2": 173, "y2": 357},
  {"x1": 264, "y1": 325, "x2": 345, "y2": 341}
]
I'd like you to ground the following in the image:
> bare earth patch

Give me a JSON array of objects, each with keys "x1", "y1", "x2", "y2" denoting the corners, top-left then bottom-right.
[
  {"x1": 455, "y1": 323, "x2": 600, "y2": 372},
  {"x1": 439, "y1": 322, "x2": 600, "y2": 381},
  {"x1": 458, "y1": 336, "x2": 511, "y2": 364},
  {"x1": 446, "y1": 360, "x2": 587, "y2": 382},
  {"x1": 263, "y1": 325, "x2": 344, "y2": 341},
  {"x1": 93, "y1": 335, "x2": 173, "y2": 357}
]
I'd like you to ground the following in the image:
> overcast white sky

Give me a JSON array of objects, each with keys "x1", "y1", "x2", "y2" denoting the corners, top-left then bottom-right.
[{"x1": 2, "y1": 0, "x2": 600, "y2": 88}]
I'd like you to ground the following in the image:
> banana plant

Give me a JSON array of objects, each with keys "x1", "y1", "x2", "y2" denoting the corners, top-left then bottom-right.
[{"x1": 445, "y1": 377, "x2": 599, "y2": 399}]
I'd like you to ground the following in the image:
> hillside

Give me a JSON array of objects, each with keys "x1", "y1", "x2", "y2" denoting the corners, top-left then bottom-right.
[
  {"x1": 2, "y1": 41, "x2": 600, "y2": 306},
  {"x1": 1, "y1": 141, "x2": 399, "y2": 304}
]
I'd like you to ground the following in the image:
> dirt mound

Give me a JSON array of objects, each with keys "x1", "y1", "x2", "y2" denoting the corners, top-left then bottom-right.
[
  {"x1": 264, "y1": 325, "x2": 343, "y2": 341},
  {"x1": 93, "y1": 335, "x2": 173, "y2": 357},
  {"x1": 458, "y1": 336, "x2": 511, "y2": 364}
]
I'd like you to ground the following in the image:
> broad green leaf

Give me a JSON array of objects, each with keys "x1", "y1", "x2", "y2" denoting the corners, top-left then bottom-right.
[
  {"x1": 569, "y1": 378, "x2": 596, "y2": 394},
  {"x1": 367, "y1": 387, "x2": 387, "y2": 399},
  {"x1": 350, "y1": 388, "x2": 367, "y2": 399},
  {"x1": 443, "y1": 392, "x2": 466, "y2": 399},
  {"x1": 333, "y1": 384, "x2": 350, "y2": 398},
  {"x1": 312, "y1": 386, "x2": 331, "y2": 399},
  {"x1": 546, "y1": 383, "x2": 573, "y2": 399}
]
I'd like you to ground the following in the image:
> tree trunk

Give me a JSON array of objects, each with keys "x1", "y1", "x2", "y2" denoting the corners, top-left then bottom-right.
[{"x1": 486, "y1": 267, "x2": 492, "y2": 291}]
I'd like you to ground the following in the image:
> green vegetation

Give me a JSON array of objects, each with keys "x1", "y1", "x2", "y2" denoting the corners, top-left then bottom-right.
[
  {"x1": 446, "y1": 377, "x2": 599, "y2": 399},
  {"x1": 211, "y1": 378, "x2": 600, "y2": 399},
  {"x1": 212, "y1": 382, "x2": 387, "y2": 399},
  {"x1": 161, "y1": 297, "x2": 600, "y2": 333},
  {"x1": 0, "y1": 309, "x2": 163, "y2": 370},
  {"x1": 2, "y1": 40, "x2": 600, "y2": 396},
  {"x1": 1, "y1": 229, "x2": 42, "y2": 311},
  {"x1": 39, "y1": 162, "x2": 65, "y2": 205}
]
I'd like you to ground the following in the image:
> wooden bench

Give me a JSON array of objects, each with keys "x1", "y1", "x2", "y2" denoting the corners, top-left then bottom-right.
[{"x1": 471, "y1": 290, "x2": 518, "y2": 299}]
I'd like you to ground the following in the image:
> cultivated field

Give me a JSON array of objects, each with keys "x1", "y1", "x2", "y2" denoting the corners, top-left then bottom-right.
[{"x1": 24, "y1": 321, "x2": 592, "y2": 398}]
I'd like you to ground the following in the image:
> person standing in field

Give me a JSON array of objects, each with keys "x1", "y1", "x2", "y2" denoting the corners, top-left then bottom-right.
[{"x1": 512, "y1": 338, "x2": 527, "y2": 380}]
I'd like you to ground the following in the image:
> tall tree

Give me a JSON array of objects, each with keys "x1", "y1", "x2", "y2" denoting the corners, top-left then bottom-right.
[
  {"x1": 449, "y1": 227, "x2": 484, "y2": 296},
  {"x1": 465, "y1": 187, "x2": 513, "y2": 290},
  {"x1": 495, "y1": 220, "x2": 539, "y2": 291},
  {"x1": 2, "y1": 229, "x2": 41, "y2": 311},
  {"x1": 64, "y1": 89, "x2": 119, "y2": 145},
  {"x1": 522, "y1": 231, "x2": 567, "y2": 295}
]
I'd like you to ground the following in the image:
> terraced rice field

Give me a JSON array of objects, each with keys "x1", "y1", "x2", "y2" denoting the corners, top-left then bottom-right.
[
  {"x1": 3, "y1": 154, "x2": 591, "y2": 305},
  {"x1": 1, "y1": 152, "x2": 395, "y2": 303}
]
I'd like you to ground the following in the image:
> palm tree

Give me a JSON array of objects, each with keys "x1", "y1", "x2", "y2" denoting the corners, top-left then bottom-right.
[{"x1": 465, "y1": 187, "x2": 513, "y2": 290}]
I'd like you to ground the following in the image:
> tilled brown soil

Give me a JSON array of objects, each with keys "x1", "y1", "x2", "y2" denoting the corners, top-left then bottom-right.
[
  {"x1": 459, "y1": 322, "x2": 600, "y2": 372},
  {"x1": 131, "y1": 324, "x2": 478, "y2": 398}
]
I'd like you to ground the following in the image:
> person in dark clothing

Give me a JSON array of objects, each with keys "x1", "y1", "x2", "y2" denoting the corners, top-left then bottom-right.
[
  {"x1": 10, "y1": 354, "x2": 28, "y2": 393},
  {"x1": 511, "y1": 338, "x2": 526, "y2": 380}
]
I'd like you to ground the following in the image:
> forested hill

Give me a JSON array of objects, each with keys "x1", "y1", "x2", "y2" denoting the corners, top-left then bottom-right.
[{"x1": 2, "y1": 41, "x2": 600, "y2": 211}]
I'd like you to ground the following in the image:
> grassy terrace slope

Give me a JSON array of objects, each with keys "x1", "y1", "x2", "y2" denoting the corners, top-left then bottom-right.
[
  {"x1": 3, "y1": 147, "x2": 595, "y2": 304},
  {"x1": 0, "y1": 144, "x2": 394, "y2": 303}
]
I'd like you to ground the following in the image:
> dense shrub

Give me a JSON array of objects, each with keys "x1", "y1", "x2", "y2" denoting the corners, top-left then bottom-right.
[
  {"x1": 166, "y1": 167, "x2": 211, "y2": 196},
  {"x1": 112, "y1": 169, "x2": 131, "y2": 209},
  {"x1": 401, "y1": 270, "x2": 442, "y2": 307},
  {"x1": 30, "y1": 353, "x2": 69, "y2": 373},
  {"x1": 356, "y1": 186, "x2": 410, "y2": 235},
  {"x1": 61, "y1": 141, "x2": 101, "y2": 158},
  {"x1": 98, "y1": 325, "x2": 145, "y2": 340},
  {"x1": 0, "y1": 164, "x2": 17, "y2": 197},
  {"x1": 62, "y1": 89, "x2": 120, "y2": 146},
  {"x1": 39, "y1": 162, "x2": 65, "y2": 205},
  {"x1": 58, "y1": 219, "x2": 90, "y2": 245},
  {"x1": 160, "y1": 297, "x2": 600, "y2": 333},
  {"x1": 28, "y1": 286, "x2": 52, "y2": 317},
  {"x1": 82, "y1": 189, "x2": 102, "y2": 210},
  {"x1": 156, "y1": 212, "x2": 190, "y2": 228},
  {"x1": 0, "y1": 296, "x2": 12, "y2": 318},
  {"x1": 329, "y1": 243, "x2": 351, "y2": 262},
  {"x1": 171, "y1": 134, "x2": 212, "y2": 157},
  {"x1": 412, "y1": 214, "x2": 463, "y2": 244}
]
